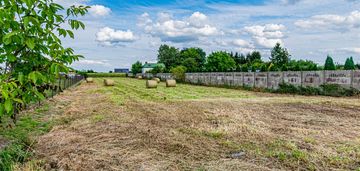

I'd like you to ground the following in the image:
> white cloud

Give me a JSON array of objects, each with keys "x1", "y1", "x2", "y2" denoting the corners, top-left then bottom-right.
[
  {"x1": 75, "y1": 59, "x2": 111, "y2": 66},
  {"x1": 231, "y1": 39, "x2": 254, "y2": 49},
  {"x1": 89, "y1": 5, "x2": 111, "y2": 17},
  {"x1": 138, "y1": 12, "x2": 219, "y2": 42},
  {"x1": 339, "y1": 47, "x2": 360, "y2": 54},
  {"x1": 95, "y1": 27, "x2": 136, "y2": 46},
  {"x1": 244, "y1": 24, "x2": 285, "y2": 48},
  {"x1": 189, "y1": 12, "x2": 208, "y2": 28},
  {"x1": 295, "y1": 10, "x2": 360, "y2": 31},
  {"x1": 53, "y1": 0, "x2": 89, "y2": 7}
]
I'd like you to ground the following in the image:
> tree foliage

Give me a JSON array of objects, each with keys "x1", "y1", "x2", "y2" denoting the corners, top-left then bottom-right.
[
  {"x1": 157, "y1": 44, "x2": 180, "y2": 70},
  {"x1": 170, "y1": 65, "x2": 187, "y2": 82},
  {"x1": 205, "y1": 51, "x2": 236, "y2": 72},
  {"x1": 131, "y1": 61, "x2": 142, "y2": 74},
  {"x1": 0, "y1": 0, "x2": 89, "y2": 122},
  {"x1": 150, "y1": 64, "x2": 165, "y2": 75},
  {"x1": 344, "y1": 57, "x2": 355, "y2": 70},
  {"x1": 270, "y1": 43, "x2": 291, "y2": 67},
  {"x1": 246, "y1": 51, "x2": 262, "y2": 64},
  {"x1": 179, "y1": 47, "x2": 206, "y2": 72},
  {"x1": 324, "y1": 55, "x2": 336, "y2": 70}
]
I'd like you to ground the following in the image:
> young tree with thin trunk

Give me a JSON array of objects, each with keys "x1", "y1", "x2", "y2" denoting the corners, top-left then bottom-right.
[{"x1": 0, "y1": 0, "x2": 89, "y2": 122}]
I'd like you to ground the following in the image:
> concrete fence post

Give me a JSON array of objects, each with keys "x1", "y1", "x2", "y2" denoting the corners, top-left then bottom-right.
[
  {"x1": 300, "y1": 71, "x2": 303, "y2": 87},
  {"x1": 351, "y1": 70, "x2": 354, "y2": 88}
]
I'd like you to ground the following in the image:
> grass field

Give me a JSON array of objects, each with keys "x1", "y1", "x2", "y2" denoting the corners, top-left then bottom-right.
[{"x1": 3, "y1": 77, "x2": 360, "y2": 170}]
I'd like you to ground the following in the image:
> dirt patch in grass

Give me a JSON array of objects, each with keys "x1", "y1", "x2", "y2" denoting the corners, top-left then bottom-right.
[{"x1": 27, "y1": 78, "x2": 360, "y2": 170}]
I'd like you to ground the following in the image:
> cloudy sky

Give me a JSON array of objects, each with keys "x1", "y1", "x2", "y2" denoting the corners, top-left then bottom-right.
[{"x1": 56, "y1": 0, "x2": 360, "y2": 72}]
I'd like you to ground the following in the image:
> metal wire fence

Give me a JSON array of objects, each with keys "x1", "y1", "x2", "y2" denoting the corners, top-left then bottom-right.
[{"x1": 47, "y1": 74, "x2": 84, "y2": 98}]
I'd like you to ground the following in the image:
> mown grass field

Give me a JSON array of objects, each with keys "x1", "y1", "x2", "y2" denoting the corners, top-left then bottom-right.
[{"x1": 2, "y1": 77, "x2": 360, "y2": 171}]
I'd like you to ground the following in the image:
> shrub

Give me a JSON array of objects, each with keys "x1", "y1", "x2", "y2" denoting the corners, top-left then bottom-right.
[
  {"x1": 276, "y1": 83, "x2": 299, "y2": 94},
  {"x1": 170, "y1": 66, "x2": 187, "y2": 82},
  {"x1": 298, "y1": 86, "x2": 321, "y2": 96},
  {"x1": 321, "y1": 84, "x2": 360, "y2": 97},
  {"x1": 275, "y1": 83, "x2": 359, "y2": 97}
]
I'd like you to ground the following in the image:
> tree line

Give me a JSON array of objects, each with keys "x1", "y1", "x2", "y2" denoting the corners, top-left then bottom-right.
[{"x1": 131, "y1": 43, "x2": 359, "y2": 75}]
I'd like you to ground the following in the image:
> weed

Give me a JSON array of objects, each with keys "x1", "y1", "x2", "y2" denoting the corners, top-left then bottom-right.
[
  {"x1": 91, "y1": 114, "x2": 105, "y2": 123},
  {"x1": 0, "y1": 106, "x2": 53, "y2": 170}
]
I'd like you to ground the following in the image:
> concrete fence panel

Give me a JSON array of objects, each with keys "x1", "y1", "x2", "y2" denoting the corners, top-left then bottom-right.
[
  {"x1": 192, "y1": 73, "x2": 199, "y2": 84},
  {"x1": 325, "y1": 70, "x2": 351, "y2": 87},
  {"x1": 204, "y1": 73, "x2": 210, "y2": 85},
  {"x1": 198, "y1": 73, "x2": 205, "y2": 85},
  {"x1": 224, "y1": 72, "x2": 234, "y2": 86},
  {"x1": 217, "y1": 72, "x2": 225, "y2": 85},
  {"x1": 283, "y1": 71, "x2": 302, "y2": 86},
  {"x1": 210, "y1": 73, "x2": 217, "y2": 85},
  {"x1": 268, "y1": 72, "x2": 283, "y2": 89},
  {"x1": 186, "y1": 73, "x2": 193, "y2": 83},
  {"x1": 255, "y1": 72, "x2": 268, "y2": 88},
  {"x1": 233, "y1": 72, "x2": 243, "y2": 87},
  {"x1": 243, "y1": 72, "x2": 255, "y2": 87},
  {"x1": 353, "y1": 70, "x2": 360, "y2": 89},
  {"x1": 302, "y1": 71, "x2": 324, "y2": 87}
]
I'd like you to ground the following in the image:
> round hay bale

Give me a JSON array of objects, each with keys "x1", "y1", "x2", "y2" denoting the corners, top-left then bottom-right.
[
  {"x1": 137, "y1": 76, "x2": 143, "y2": 79},
  {"x1": 86, "y1": 77, "x2": 94, "y2": 83},
  {"x1": 153, "y1": 77, "x2": 161, "y2": 83},
  {"x1": 146, "y1": 80, "x2": 158, "y2": 88},
  {"x1": 166, "y1": 79, "x2": 176, "y2": 87},
  {"x1": 104, "y1": 79, "x2": 115, "y2": 86}
]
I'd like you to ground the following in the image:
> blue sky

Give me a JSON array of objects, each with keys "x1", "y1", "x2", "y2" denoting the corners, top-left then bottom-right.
[{"x1": 55, "y1": 0, "x2": 360, "y2": 72}]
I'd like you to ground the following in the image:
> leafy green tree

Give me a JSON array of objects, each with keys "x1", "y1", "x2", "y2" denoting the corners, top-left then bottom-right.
[
  {"x1": 150, "y1": 65, "x2": 165, "y2": 75},
  {"x1": 180, "y1": 47, "x2": 206, "y2": 72},
  {"x1": 157, "y1": 44, "x2": 180, "y2": 70},
  {"x1": 270, "y1": 43, "x2": 291, "y2": 68},
  {"x1": 286, "y1": 60, "x2": 318, "y2": 71},
  {"x1": 131, "y1": 61, "x2": 143, "y2": 74},
  {"x1": 232, "y1": 52, "x2": 247, "y2": 66},
  {"x1": 0, "y1": 0, "x2": 89, "y2": 122},
  {"x1": 344, "y1": 57, "x2": 355, "y2": 70},
  {"x1": 268, "y1": 63, "x2": 280, "y2": 71},
  {"x1": 170, "y1": 65, "x2": 187, "y2": 82},
  {"x1": 181, "y1": 58, "x2": 198, "y2": 72},
  {"x1": 246, "y1": 51, "x2": 262, "y2": 63},
  {"x1": 205, "y1": 51, "x2": 236, "y2": 72},
  {"x1": 324, "y1": 55, "x2": 336, "y2": 70}
]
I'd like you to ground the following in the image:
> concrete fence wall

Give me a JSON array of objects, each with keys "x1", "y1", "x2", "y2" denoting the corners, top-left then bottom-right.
[{"x1": 182, "y1": 70, "x2": 360, "y2": 90}]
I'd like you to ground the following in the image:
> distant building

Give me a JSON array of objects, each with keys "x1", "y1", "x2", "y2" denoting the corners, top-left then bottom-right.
[
  {"x1": 114, "y1": 68, "x2": 129, "y2": 73},
  {"x1": 142, "y1": 62, "x2": 165, "y2": 74}
]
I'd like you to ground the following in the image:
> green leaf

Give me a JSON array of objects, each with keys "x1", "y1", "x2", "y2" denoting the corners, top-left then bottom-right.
[
  {"x1": 28, "y1": 71, "x2": 38, "y2": 83},
  {"x1": 13, "y1": 98, "x2": 24, "y2": 104},
  {"x1": 2, "y1": 90, "x2": 9, "y2": 99},
  {"x1": 0, "y1": 104, "x2": 4, "y2": 116},
  {"x1": 67, "y1": 30, "x2": 74, "y2": 38},
  {"x1": 35, "y1": 91, "x2": 45, "y2": 100},
  {"x1": 8, "y1": 54, "x2": 17, "y2": 62},
  {"x1": 26, "y1": 39, "x2": 35, "y2": 49},
  {"x1": 4, "y1": 99, "x2": 12, "y2": 113},
  {"x1": 18, "y1": 72, "x2": 24, "y2": 84}
]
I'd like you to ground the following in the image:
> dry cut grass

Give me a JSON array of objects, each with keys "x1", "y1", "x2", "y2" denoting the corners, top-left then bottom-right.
[{"x1": 26, "y1": 78, "x2": 360, "y2": 170}]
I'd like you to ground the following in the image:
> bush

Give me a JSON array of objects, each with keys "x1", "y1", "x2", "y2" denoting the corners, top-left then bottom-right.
[
  {"x1": 275, "y1": 83, "x2": 359, "y2": 97},
  {"x1": 170, "y1": 66, "x2": 187, "y2": 82},
  {"x1": 87, "y1": 73, "x2": 126, "y2": 78},
  {"x1": 298, "y1": 86, "x2": 321, "y2": 96},
  {"x1": 321, "y1": 84, "x2": 360, "y2": 97},
  {"x1": 276, "y1": 83, "x2": 299, "y2": 94}
]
